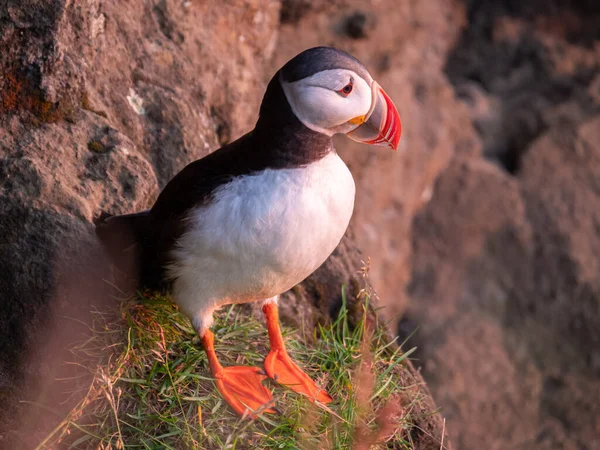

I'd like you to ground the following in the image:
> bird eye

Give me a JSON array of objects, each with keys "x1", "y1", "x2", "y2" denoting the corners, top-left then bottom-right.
[{"x1": 337, "y1": 80, "x2": 354, "y2": 97}]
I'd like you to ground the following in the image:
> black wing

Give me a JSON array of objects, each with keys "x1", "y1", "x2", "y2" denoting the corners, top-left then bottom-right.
[{"x1": 150, "y1": 132, "x2": 254, "y2": 224}]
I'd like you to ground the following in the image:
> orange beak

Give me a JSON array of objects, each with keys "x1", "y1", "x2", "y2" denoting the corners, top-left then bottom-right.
[{"x1": 346, "y1": 81, "x2": 402, "y2": 150}]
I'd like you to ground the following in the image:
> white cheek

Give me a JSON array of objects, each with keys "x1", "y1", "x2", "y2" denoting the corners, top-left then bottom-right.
[
  {"x1": 344, "y1": 78, "x2": 372, "y2": 119},
  {"x1": 301, "y1": 88, "x2": 357, "y2": 128},
  {"x1": 293, "y1": 86, "x2": 341, "y2": 127},
  {"x1": 284, "y1": 75, "x2": 372, "y2": 134}
]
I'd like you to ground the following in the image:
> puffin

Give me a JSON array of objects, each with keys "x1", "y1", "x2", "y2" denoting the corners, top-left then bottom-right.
[{"x1": 96, "y1": 47, "x2": 401, "y2": 418}]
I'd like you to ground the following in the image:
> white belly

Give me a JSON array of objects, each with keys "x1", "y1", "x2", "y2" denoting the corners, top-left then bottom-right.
[{"x1": 168, "y1": 151, "x2": 355, "y2": 321}]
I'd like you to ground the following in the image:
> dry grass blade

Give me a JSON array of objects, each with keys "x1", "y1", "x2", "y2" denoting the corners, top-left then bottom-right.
[{"x1": 35, "y1": 289, "x2": 440, "y2": 449}]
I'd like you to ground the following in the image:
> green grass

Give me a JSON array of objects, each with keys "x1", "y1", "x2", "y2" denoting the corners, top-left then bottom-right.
[{"x1": 37, "y1": 289, "x2": 436, "y2": 449}]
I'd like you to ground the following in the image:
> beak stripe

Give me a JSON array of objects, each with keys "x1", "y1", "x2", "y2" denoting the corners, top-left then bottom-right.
[
  {"x1": 345, "y1": 81, "x2": 401, "y2": 151},
  {"x1": 366, "y1": 88, "x2": 401, "y2": 149}
]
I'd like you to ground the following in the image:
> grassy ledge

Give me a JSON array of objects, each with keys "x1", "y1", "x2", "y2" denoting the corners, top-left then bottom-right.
[{"x1": 37, "y1": 290, "x2": 439, "y2": 449}]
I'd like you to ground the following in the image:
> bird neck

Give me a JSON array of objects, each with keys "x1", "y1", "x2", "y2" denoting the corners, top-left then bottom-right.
[{"x1": 253, "y1": 72, "x2": 333, "y2": 168}]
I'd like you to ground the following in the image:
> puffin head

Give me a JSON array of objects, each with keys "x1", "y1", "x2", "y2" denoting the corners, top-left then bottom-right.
[{"x1": 277, "y1": 47, "x2": 401, "y2": 150}]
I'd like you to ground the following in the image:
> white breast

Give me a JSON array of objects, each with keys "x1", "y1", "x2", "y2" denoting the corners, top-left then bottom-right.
[{"x1": 167, "y1": 151, "x2": 355, "y2": 323}]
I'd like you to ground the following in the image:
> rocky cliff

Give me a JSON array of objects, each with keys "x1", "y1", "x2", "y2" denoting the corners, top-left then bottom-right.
[
  {"x1": 1, "y1": 0, "x2": 599, "y2": 449},
  {"x1": 0, "y1": 1, "x2": 445, "y2": 448},
  {"x1": 406, "y1": 1, "x2": 600, "y2": 448}
]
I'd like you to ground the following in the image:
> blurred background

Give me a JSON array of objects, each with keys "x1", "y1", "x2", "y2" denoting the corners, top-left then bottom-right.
[{"x1": 1, "y1": 0, "x2": 599, "y2": 448}]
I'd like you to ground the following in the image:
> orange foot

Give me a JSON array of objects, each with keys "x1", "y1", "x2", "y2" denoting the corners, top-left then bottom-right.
[
  {"x1": 201, "y1": 330, "x2": 275, "y2": 418},
  {"x1": 265, "y1": 348, "x2": 332, "y2": 403},
  {"x1": 214, "y1": 366, "x2": 275, "y2": 418},
  {"x1": 263, "y1": 303, "x2": 332, "y2": 404}
]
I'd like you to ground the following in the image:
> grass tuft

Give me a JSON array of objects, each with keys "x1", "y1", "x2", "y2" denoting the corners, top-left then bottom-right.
[{"x1": 37, "y1": 289, "x2": 435, "y2": 449}]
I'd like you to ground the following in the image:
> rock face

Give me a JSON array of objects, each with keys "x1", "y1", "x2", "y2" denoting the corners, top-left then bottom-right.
[
  {"x1": 0, "y1": 0, "x2": 279, "y2": 438},
  {"x1": 0, "y1": 1, "x2": 447, "y2": 447},
  {"x1": 3, "y1": 0, "x2": 599, "y2": 448},
  {"x1": 401, "y1": 1, "x2": 600, "y2": 449},
  {"x1": 406, "y1": 119, "x2": 600, "y2": 450}
]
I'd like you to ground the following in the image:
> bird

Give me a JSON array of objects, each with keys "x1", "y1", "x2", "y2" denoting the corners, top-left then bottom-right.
[{"x1": 96, "y1": 46, "x2": 401, "y2": 418}]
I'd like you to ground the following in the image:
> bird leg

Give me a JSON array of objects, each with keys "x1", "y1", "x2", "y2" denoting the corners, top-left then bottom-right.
[
  {"x1": 262, "y1": 302, "x2": 332, "y2": 403},
  {"x1": 201, "y1": 329, "x2": 275, "y2": 418}
]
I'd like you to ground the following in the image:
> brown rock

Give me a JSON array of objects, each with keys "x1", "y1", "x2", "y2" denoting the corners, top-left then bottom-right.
[
  {"x1": 0, "y1": 0, "x2": 280, "y2": 439},
  {"x1": 517, "y1": 117, "x2": 600, "y2": 374},
  {"x1": 445, "y1": 0, "x2": 600, "y2": 173},
  {"x1": 406, "y1": 157, "x2": 538, "y2": 449},
  {"x1": 401, "y1": 2, "x2": 600, "y2": 448},
  {"x1": 405, "y1": 118, "x2": 600, "y2": 449},
  {"x1": 0, "y1": 1, "x2": 447, "y2": 447}
]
